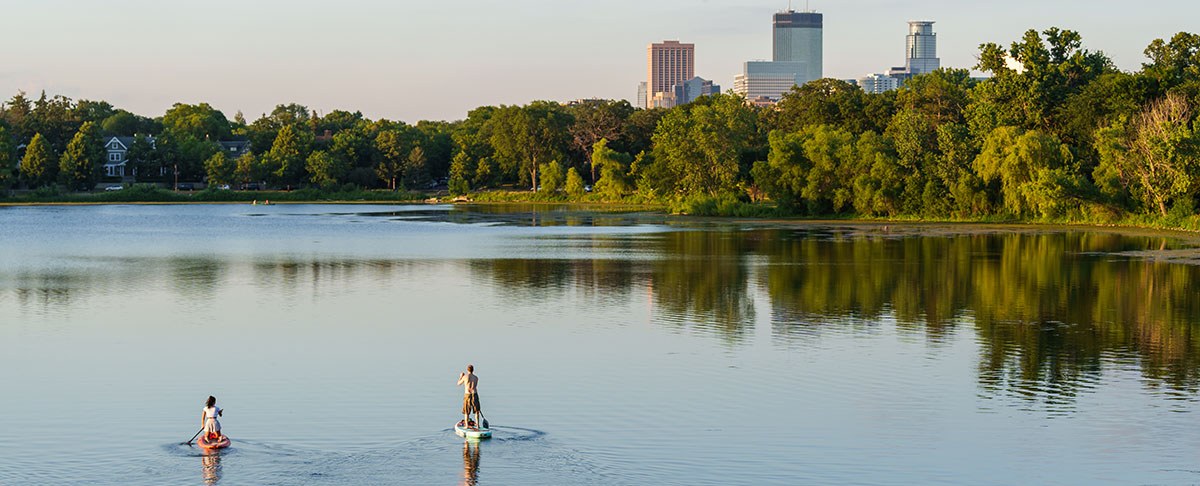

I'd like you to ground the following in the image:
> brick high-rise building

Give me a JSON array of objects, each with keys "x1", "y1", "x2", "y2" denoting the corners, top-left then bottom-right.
[{"x1": 647, "y1": 40, "x2": 695, "y2": 108}]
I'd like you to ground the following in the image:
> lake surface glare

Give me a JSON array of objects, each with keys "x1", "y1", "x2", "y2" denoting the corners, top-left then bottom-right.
[{"x1": 1, "y1": 204, "x2": 1199, "y2": 485}]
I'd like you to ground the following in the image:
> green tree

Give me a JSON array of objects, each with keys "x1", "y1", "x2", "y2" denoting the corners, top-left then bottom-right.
[
  {"x1": 647, "y1": 93, "x2": 758, "y2": 197},
  {"x1": 235, "y1": 151, "x2": 265, "y2": 185},
  {"x1": 1142, "y1": 32, "x2": 1200, "y2": 92},
  {"x1": 0, "y1": 124, "x2": 13, "y2": 189},
  {"x1": 489, "y1": 102, "x2": 573, "y2": 190},
  {"x1": 591, "y1": 138, "x2": 632, "y2": 200},
  {"x1": 538, "y1": 160, "x2": 564, "y2": 195},
  {"x1": 204, "y1": 151, "x2": 236, "y2": 187},
  {"x1": 374, "y1": 129, "x2": 410, "y2": 190},
  {"x1": 1094, "y1": 93, "x2": 1200, "y2": 216},
  {"x1": 448, "y1": 152, "x2": 472, "y2": 196},
  {"x1": 162, "y1": 103, "x2": 232, "y2": 140},
  {"x1": 127, "y1": 134, "x2": 161, "y2": 181},
  {"x1": 565, "y1": 167, "x2": 585, "y2": 197},
  {"x1": 568, "y1": 99, "x2": 634, "y2": 181},
  {"x1": 266, "y1": 124, "x2": 311, "y2": 187},
  {"x1": 305, "y1": 150, "x2": 345, "y2": 187},
  {"x1": 773, "y1": 79, "x2": 877, "y2": 133},
  {"x1": 473, "y1": 157, "x2": 495, "y2": 188},
  {"x1": 404, "y1": 145, "x2": 429, "y2": 190},
  {"x1": 20, "y1": 133, "x2": 57, "y2": 187},
  {"x1": 58, "y1": 121, "x2": 105, "y2": 189},
  {"x1": 973, "y1": 126, "x2": 1081, "y2": 218}
]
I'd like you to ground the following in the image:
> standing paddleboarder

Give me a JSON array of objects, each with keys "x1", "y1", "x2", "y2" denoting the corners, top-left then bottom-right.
[{"x1": 457, "y1": 364, "x2": 485, "y2": 428}]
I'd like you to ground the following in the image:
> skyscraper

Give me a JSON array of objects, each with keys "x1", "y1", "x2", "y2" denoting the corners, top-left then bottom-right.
[
  {"x1": 772, "y1": 10, "x2": 823, "y2": 82},
  {"x1": 733, "y1": 9, "x2": 823, "y2": 103},
  {"x1": 647, "y1": 41, "x2": 695, "y2": 109},
  {"x1": 904, "y1": 21, "x2": 939, "y2": 75}
]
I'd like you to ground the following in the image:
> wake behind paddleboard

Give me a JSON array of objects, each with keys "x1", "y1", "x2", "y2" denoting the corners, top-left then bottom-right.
[{"x1": 455, "y1": 421, "x2": 492, "y2": 439}]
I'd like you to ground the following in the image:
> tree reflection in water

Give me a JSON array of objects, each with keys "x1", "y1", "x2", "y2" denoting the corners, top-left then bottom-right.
[
  {"x1": 757, "y1": 228, "x2": 1200, "y2": 401},
  {"x1": 5, "y1": 225, "x2": 1198, "y2": 407}
]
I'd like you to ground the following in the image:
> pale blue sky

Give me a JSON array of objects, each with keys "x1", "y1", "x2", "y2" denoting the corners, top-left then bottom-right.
[{"x1": 0, "y1": 0, "x2": 1195, "y2": 122}]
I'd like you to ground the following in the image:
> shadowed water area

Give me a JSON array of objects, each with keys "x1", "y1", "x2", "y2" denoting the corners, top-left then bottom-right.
[{"x1": 1, "y1": 204, "x2": 1199, "y2": 485}]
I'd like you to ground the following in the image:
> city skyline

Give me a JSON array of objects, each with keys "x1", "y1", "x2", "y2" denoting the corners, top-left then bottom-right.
[{"x1": 1, "y1": 0, "x2": 1196, "y2": 122}]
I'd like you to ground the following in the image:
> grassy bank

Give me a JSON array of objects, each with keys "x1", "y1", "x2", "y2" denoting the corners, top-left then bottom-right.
[
  {"x1": 4, "y1": 186, "x2": 1198, "y2": 234},
  {"x1": 0, "y1": 185, "x2": 426, "y2": 204},
  {"x1": 450, "y1": 190, "x2": 1200, "y2": 233}
]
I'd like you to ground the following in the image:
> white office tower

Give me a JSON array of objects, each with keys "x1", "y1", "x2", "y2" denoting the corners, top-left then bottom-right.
[{"x1": 858, "y1": 73, "x2": 900, "y2": 94}]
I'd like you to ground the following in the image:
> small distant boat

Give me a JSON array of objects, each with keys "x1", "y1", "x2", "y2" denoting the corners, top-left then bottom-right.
[
  {"x1": 197, "y1": 435, "x2": 231, "y2": 450},
  {"x1": 454, "y1": 420, "x2": 492, "y2": 439}
]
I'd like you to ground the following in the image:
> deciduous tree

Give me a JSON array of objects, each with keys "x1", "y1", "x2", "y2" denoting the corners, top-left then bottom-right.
[{"x1": 58, "y1": 121, "x2": 104, "y2": 189}]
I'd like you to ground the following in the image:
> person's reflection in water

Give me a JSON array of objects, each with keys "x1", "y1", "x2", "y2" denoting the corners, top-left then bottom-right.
[
  {"x1": 201, "y1": 449, "x2": 222, "y2": 484},
  {"x1": 461, "y1": 440, "x2": 481, "y2": 486}
]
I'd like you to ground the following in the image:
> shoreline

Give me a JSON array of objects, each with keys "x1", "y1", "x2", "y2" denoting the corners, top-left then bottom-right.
[{"x1": 2, "y1": 196, "x2": 1198, "y2": 238}]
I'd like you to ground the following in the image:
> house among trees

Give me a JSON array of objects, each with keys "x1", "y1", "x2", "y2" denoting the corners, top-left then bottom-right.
[
  {"x1": 102, "y1": 136, "x2": 151, "y2": 179},
  {"x1": 217, "y1": 140, "x2": 251, "y2": 159}
]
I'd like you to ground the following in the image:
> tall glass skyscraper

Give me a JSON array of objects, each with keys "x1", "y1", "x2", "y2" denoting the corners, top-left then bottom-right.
[
  {"x1": 904, "y1": 21, "x2": 939, "y2": 75},
  {"x1": 772, "y1": 10, "x2": 822, "y2": 83}
]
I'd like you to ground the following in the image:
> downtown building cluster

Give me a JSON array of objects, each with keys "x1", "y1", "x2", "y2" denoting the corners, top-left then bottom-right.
[{"x1": 639, "y1": 7, "x2": 940, "y2": 107}]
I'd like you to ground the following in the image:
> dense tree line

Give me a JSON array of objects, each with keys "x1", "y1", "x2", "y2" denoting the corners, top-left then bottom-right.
[{"x1": 1, "y1": 28, "x2": 1198, "y2": 224}]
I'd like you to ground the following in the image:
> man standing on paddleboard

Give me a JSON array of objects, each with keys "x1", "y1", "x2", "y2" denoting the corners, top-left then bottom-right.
[{"x1": 457, "y1": 364, "x2": 484, "y2": 428}]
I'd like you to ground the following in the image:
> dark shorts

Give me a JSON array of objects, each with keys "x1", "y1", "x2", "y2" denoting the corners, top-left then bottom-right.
[{"x1": 462, "y1": 393, "x2": 481, "y2": 414}]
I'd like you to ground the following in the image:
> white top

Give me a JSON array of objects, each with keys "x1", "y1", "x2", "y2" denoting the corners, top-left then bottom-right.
[{"x1": 203, "y1": 406, "x2": 222, "y2": 421}]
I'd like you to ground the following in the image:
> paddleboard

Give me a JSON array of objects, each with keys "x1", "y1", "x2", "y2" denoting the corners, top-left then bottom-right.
[
  {"x1": 455, "y1": 421, "x2": 492, "y2": 439},
  {"x1": 197, "y1": 435, "x2": 231, "y2": 450}
]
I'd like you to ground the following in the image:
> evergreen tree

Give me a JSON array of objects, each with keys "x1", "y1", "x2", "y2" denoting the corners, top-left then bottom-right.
[
  {"x1": 20, "y1": 133, "x2": 57, "y2": 188},
  {"x1": 448, "y1": 152, "x2": 472, "y2": 196},
  {"x1": 204, "y1": 151, "x2": 236, "y2": 187}
]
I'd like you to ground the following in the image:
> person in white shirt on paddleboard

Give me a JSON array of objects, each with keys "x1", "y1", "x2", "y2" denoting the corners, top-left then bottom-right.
[
  {"x1": 201, "y1": 396, "x2": 223, "y2": 440},
  {"x1": 457, "y1": 364, "x2": 485, "y2": 428}
]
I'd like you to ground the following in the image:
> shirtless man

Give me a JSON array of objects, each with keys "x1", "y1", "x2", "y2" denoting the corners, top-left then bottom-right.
[{"x1": 457, "y1": 364, "x2": 484, "y2": 428}]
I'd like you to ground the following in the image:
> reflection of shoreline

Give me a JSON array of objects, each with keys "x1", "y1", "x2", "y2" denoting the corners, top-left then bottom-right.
[
  {"x1": 461, "y1": 440, "x2": 480, "y2": 486},
  {"x1": 201, "y1": 449, "x2": 222, "y2": 485}
]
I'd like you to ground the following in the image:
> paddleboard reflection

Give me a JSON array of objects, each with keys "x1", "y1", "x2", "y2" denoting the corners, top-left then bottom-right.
[
  {"x1": 200, "y1": 448, "x2": 222, "y2": 484},
  {"x1": 461, "y1": 440, "x2": 480, "y2": 486}
]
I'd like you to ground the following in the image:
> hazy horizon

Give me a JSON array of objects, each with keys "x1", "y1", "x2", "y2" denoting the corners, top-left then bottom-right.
[{"x1": 1, "y1": 0, "x2": 1196, "y2": 123}]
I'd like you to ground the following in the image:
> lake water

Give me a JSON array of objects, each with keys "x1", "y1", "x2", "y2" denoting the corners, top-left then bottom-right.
[{"x1": 1, "y1": 204, "x2": 1199, "y2": 485}]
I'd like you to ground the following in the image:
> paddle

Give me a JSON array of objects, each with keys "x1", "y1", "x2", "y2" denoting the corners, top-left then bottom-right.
[{"x1": 182, "y1": 428, "x2": 203, "y2": 446}]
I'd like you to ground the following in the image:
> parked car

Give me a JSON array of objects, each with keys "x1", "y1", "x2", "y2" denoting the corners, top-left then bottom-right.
[
  {"x1": 241, "y1": 183, "x2": 262, "y2": 191},
  {"x1": 176, "y1": 183, "x2": 194, "y2": 191},
  {"x1": 217, "y1": 184, "x2": 231, "y2": 190},
  {"x1": 104, "y1": 185, "x2": 124, "y2": 192}
]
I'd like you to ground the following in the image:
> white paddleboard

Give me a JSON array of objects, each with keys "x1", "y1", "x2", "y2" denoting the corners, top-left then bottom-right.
[{"x1": 455, "y1": 422, "x2": 492, "y2": 439}]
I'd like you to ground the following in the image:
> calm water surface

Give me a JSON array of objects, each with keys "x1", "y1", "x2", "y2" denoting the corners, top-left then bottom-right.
[{"x1": 1, "y1": 204, "x2": 1199, "y2": 485}]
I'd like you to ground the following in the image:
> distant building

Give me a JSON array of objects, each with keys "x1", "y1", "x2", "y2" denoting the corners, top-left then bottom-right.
[
  {"x1": 217, "y1": 140, "x2": 251, "y2": 159},
  {"x1": 733, "y1": 61, "x2": 807, "y2": 102},
  {"x1": 636, "y1": 82, "x2": 648, "y2": 109},
  {"x1": 773, "y1": 10, "x2": 822, "y2": 79},
  {"x1": 103, "y1": 136, "x2": 151, "y2": 178},
  {"x1": 733, "y1": 9, "x2": 824, "y2": 103},
  {"x1": 745, "y1": 96, "x2": 779, "y2": 108},
  {"x1": 671, "y1": 76, "x2": 720, "y2": 106},
  {"x1": 859, "y1": 20, "x2": 941, "y2": 92},
  {"x1": 904, "y1": 21, "x2": 940, "y2": 76},
  {"x1": 647, "y1": 40, "x2": 695, "y2": 108},
  {"x1": 857, "y1": 73, "x2": 900, "y2": 94}
]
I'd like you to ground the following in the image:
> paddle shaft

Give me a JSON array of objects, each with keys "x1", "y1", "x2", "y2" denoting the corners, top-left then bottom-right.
[{"x1": 183, "y1": 428, "x2": 203, "y2": 445}]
